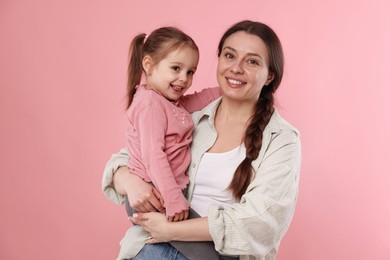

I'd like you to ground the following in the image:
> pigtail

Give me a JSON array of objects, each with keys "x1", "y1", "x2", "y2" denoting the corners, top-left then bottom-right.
[{"x1": 126, "y1": 33, "x2": 147, "y2": 109}]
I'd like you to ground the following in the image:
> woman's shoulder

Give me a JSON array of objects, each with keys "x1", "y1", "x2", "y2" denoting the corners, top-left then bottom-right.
[
  {"x1": 190, "y1": 97, "x2": 222, "y2": 124},
  {"x1": 267, "y1": 110, "x2": 300, "y2": 136}
]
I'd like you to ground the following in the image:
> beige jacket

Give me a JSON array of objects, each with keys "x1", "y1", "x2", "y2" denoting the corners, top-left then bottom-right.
[{"x1": 102, "y1": 97, "x2": 301, "y2": 260}]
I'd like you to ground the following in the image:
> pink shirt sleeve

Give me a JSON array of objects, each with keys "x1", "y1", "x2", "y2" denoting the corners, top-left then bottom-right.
[
  {"x1": 136, "y1": 103, "x2": 189, "y2": 217},
  {"x1": 179, "y1": 87, "x2": 221, "y2": 113}
]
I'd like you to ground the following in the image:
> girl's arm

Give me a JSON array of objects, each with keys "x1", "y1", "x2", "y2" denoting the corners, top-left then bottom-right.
[
  {"x1": 179, "y1": 87, "x2": 221, "y2": 113},
  {"x1": 102, "y1": 148, "x2": 164, "y2": 213},
  {"x1": 136, "y1": 104, "x2": 190, "y2": 218}
]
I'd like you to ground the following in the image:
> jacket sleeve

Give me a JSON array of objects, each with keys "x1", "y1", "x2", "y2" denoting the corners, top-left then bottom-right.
[
  {"x1": 102, "y1": 148, "x2": 130, "y2": 205},
  {"x1": 207, "y1": 129, "x2": 301, "y2": 257}
]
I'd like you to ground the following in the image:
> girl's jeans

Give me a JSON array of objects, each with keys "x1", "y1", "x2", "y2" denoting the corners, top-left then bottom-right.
[{"x1": 132, "y1": 243, "x2": 239, "y2": 260}]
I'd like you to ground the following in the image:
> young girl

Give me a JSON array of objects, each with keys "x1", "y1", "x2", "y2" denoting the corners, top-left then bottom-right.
[{"x1": 125, "y1": 27, "x2": 220, "y2": 222}]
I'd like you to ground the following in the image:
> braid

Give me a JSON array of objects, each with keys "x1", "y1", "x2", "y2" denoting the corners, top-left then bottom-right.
[
  {"x1": 214, "y1": 20, "x2": 284, "y2": 200},
  {"x1": 228, "y1": 86, "x2": 274, "y2": 200}
]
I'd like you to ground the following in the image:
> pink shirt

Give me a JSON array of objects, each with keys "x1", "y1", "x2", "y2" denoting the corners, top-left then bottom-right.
[{"x1": 126, "y1": 85, "x2": 220, "y2": 217}]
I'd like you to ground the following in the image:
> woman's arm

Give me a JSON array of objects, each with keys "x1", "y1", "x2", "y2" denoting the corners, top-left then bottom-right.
[
  {"x1": 207, "y1": 129, "x2": 301, "y2": 256},
  {"x1": 114, "y1": 167, "x2": 165, "y2": 213},
  {"x1": 102, "y1": 148, "x2": 164, "y2": 212},
  {"x1": 130, "y1": 212, "x2": 212, "y2": 243},
  {"x1": 130, "y1": 129, "x2": 300, "y2": 246},
  {"x1": 102, "y1": 148, "x2": 131, "y2": 205}
]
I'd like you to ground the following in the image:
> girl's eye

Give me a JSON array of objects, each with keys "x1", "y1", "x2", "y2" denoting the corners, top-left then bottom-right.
[
  {"x1": 171, "y1": 66, "x2": 181, "y2": 72},
  {"x1": 187, "y1": 70, "x2": 195, "y2": 76}
]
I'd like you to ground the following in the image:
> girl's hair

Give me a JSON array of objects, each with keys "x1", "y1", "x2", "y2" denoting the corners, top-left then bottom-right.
[
  {"x1": 126, "y1": 27, "x2": 199, "y2": 109},
  {"x1": 217, "y1": 20, "x2": 285, "y2": 200}
]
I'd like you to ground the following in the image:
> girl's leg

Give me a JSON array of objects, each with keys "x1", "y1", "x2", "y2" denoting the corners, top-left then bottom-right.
[{"x1": 132, "y1": 243, "x2": 188, "y2": 260}]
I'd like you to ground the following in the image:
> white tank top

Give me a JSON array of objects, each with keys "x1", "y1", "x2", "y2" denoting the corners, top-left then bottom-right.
[{"x1": 190, "y1": 144, "x2": 246, "y2": 217}]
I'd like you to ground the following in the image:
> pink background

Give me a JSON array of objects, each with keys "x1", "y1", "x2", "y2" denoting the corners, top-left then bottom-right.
[{"x1": 1, "y1": 0, "x2": 389, "y2": 259}]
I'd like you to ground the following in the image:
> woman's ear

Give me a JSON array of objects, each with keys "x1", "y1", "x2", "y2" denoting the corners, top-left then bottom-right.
[
  {"x1": 265, "y1": 72, "x2": 275, "y2": 86},
  {"x1": 142, "y1": 55, "x2": 154, "y2": 75}
]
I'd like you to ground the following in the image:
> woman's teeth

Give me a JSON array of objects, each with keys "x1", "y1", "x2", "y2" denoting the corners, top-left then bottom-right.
[{"x1": 228, "y1": 79, "x2": 243, "y2": 85}]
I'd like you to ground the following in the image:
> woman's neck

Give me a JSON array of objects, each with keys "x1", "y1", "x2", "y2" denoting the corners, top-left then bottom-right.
[
  {"x1": 209, "y1": 97, "x2": 255, "y2": 153},
  {"x1": 216, "y1": 97, "x2": 255, "y2": 124}
]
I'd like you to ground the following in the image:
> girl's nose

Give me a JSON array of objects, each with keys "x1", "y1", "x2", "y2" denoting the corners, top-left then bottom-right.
[{"x1": 180, "y1": 73, "x2": 188, "y2": 82}]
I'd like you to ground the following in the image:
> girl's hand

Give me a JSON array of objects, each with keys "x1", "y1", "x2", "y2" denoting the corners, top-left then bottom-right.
[
  {"x1": 130, "y1": 212, "x2": 173, "y2": 243},
  {"x1": 168, "y1": 209, "x2": 189, "y2": 222}
]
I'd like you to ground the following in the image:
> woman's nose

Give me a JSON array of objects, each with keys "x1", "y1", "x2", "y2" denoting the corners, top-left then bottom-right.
[{"x1": 230, "y1": 59, "x2": 244, "y2": 74}]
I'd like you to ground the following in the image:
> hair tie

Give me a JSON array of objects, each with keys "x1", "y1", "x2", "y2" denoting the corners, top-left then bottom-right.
[{"x1": 246, "y1": 155, "x2": 253, "y2": 160}]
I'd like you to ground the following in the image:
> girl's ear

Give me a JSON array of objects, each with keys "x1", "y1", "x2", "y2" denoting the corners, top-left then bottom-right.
[
  {"x1": 265, "y1": 72, "x2": 275, "y2": 86},
  {"x1": 142, "y1": 55, "x2": 154, "y2": 75}
]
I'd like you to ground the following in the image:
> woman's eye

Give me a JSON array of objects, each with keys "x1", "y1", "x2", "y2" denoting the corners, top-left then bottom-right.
[
  {"x1": 225, "y1": 53, "x2": 234, "y2": 59},
  {"x1": 247, "y1": 59, "x2": 259, "y2": 65}
]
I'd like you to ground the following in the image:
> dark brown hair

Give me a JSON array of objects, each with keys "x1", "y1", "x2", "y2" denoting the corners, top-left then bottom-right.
[
  {"x1": 218, "y1": 20, "x2": 285, "y2": 200},
  {"x1": 126, "y1": 27, "x2": 199, "y2": 109}
]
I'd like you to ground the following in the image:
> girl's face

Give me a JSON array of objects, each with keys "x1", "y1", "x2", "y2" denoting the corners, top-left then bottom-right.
[
  {"x1": 144, "y1": 46, "x2": 199, "y2": 101},
  {"x1": 217, "y1": 31, "x2": 274, "y2": 104}
]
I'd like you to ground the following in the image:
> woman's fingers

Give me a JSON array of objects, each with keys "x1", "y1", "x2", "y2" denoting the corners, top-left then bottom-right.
[
  {"x1": 129, "y1": 213, "x2": 147, "y2": 225},
  {"x1": 129, "y1": 212, "x2": 172, "y2": 243},
  {"x1": 130, "y1": 191, "x2": 164, "y2": 213},
  {"x1": 151, "y1": 187, "x2": 165, "y2": 213},
  {"x1": 145, "y1": 237, "x2": 159, "y2": 244},
  {"x1": 131, "y1": 197, "x2": 151, "y2": 212},
  {"x1": 124, "y1": 174, "x2": 165, "y2": 213}
]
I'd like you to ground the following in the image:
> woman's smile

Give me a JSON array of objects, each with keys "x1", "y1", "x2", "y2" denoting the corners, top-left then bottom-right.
[{"x1": 226, "y1": 77, "x2": 247, "y2": 88}]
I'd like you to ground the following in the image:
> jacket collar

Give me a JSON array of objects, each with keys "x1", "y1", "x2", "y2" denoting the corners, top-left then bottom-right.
[
  {"x1": 193, "y1": 97, "x2": 292, "y2": 134},
  {"x1": 192, "y1": 97, "x2": 222, "y2": 126},
  {"x1": 193, "y1": 97, "x2": 299, "y2": 170}
]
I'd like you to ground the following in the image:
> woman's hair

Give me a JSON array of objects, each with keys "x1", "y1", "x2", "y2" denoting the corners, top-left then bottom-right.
[
  {"x1": 218, "y1": 20, "x2": 285, "y2": 200},
  {"x1": 126, "y1": 27, "x2": 199, "y2": 109}
]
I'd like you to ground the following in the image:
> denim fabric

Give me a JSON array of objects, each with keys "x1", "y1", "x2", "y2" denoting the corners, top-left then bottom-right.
[
  {"x1": 126, "y1": 201, "x2": 239, "y2": 260},
  {"x1": 132, "y1": 243, "x2": 240, "y2": 260},
  {"x1": 132, "y1": 243, "x2": 188, "y2": 260}
]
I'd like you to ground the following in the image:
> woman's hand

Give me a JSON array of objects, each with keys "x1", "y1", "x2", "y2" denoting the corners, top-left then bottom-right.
[
  {"x1": 168, "y1": 209, "x2": 189, "y2": 222},
  {"x1": 113, "y1": 167, "x2": 165, "y2": 213},
  {"x1": 131, "y1": 212, "x2": 213, "y2": 243},
  {"x1": 127, "y1": 181, "x2": 165, "y2": 213},
  {"x1": 130, "y1": 212, "x2": 173, "y2": 243}
]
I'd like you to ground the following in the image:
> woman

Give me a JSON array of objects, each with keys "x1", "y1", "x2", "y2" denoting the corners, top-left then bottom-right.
[{"x1": 103, "y1": 20, "x2": 301, "y2": 260}]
